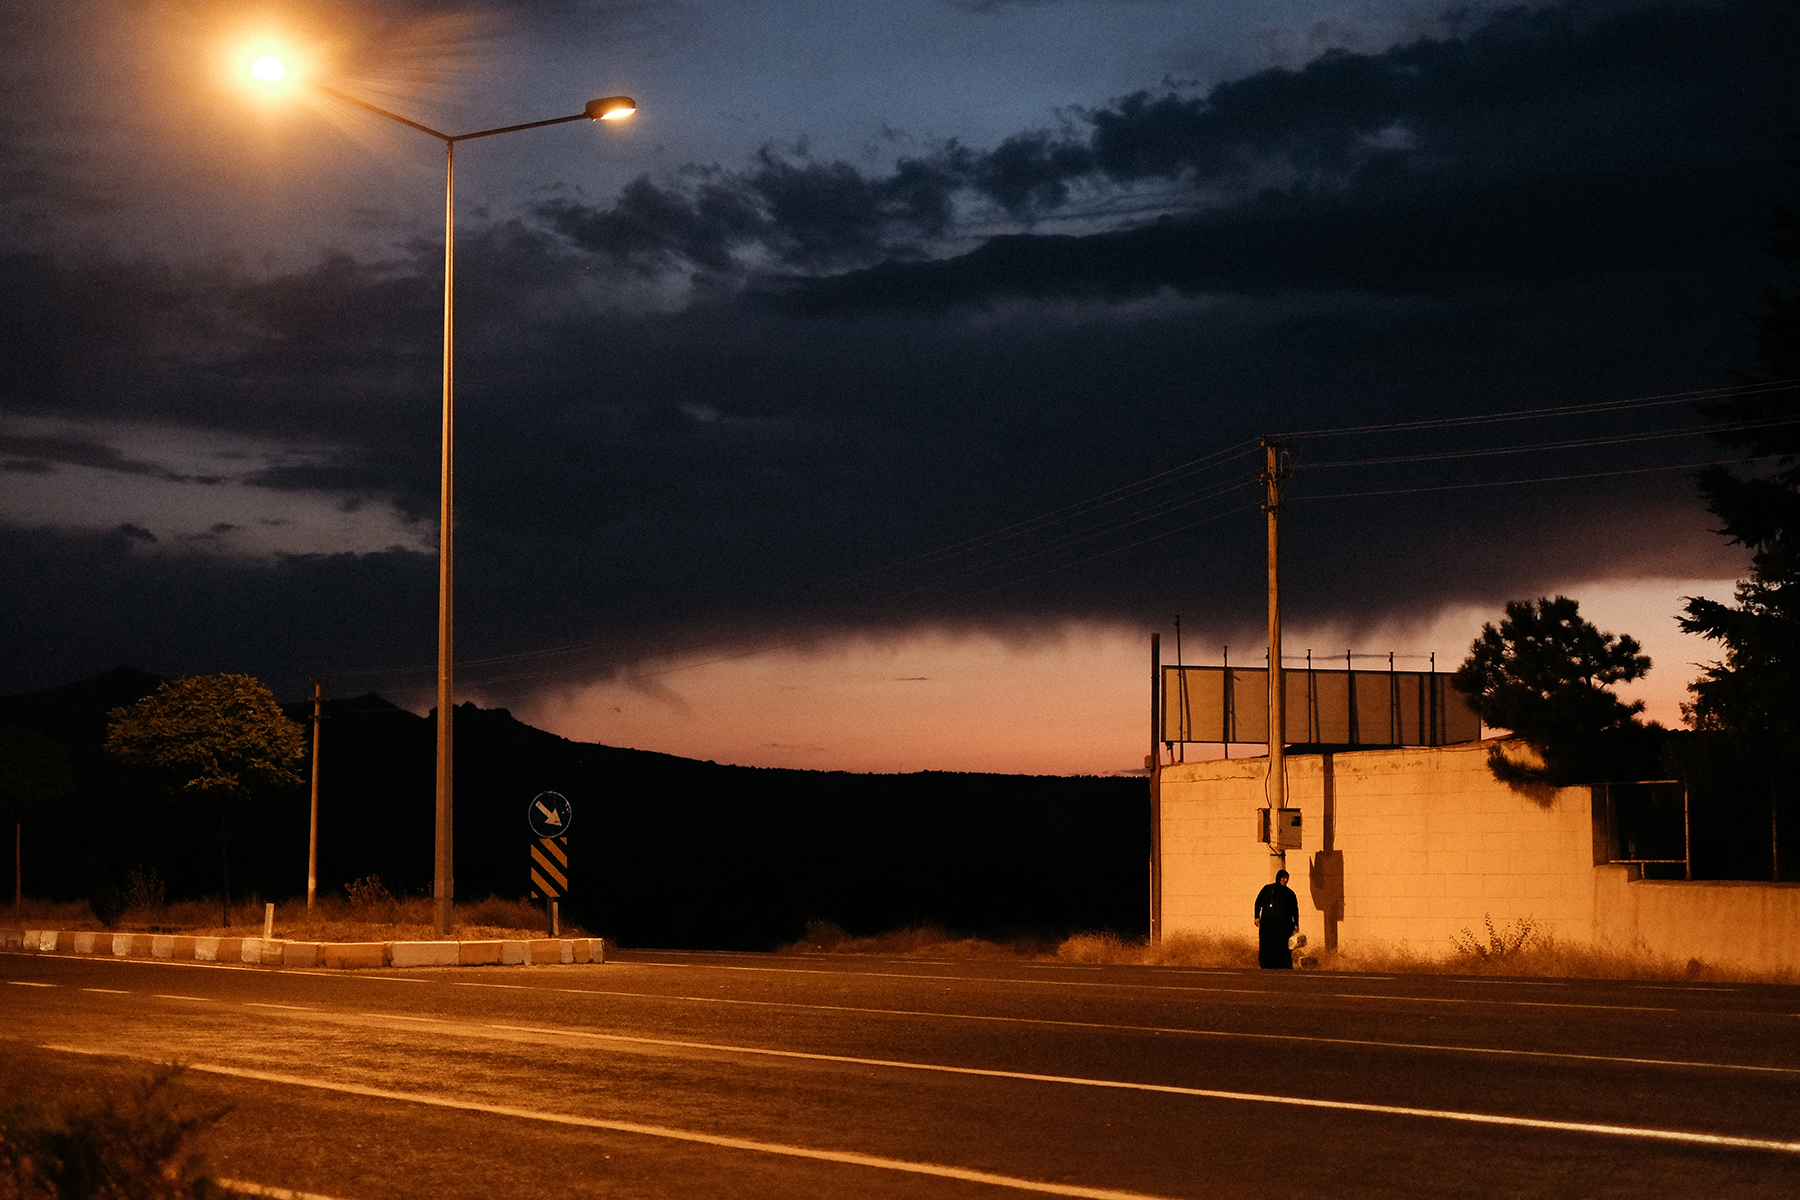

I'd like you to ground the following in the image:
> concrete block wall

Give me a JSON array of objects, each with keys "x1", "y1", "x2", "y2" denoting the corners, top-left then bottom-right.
[
  {"x1": 1591, "y1": 868, "x2": 1800, "y2": 969},
  {"x1": 1160, "y1": 740, "x2": 1796, "y2": 971},
  {"x1": 1162, "y1": 742, "x2": 1596, "y2": 955}
]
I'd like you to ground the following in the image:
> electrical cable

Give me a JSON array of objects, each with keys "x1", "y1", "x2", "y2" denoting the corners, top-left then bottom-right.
[
  {"x1": 1294, "y1": 454, "x2": 1779, "y2": 501},
  {"x1": 1300, "y1": 417, "x2": 1800, "y2": 470},
  {"x1": 1282, "y1": 377, "x2": 1799, "y2": 439}
]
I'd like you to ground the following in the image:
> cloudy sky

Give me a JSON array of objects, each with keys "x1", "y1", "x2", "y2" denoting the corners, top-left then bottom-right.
[{"x1": 2, "y1": 0, "x2": 1794, "y2": 773}]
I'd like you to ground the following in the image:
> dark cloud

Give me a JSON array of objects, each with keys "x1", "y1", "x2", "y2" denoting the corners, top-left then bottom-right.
[
  {"x1": 539, "y1": 0, "x2": 1796, "y2": 304},
  {"x1": 0, "y1": 0, "x2": 1790, "y2": 699},
  {"x1": 0, "y1": 431, "x2": 222, "y2": 484}
]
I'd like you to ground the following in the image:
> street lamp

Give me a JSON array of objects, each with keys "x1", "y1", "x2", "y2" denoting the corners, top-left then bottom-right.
[{"x1": 253, "y1": 58, "x2": 634, "y2": 934}]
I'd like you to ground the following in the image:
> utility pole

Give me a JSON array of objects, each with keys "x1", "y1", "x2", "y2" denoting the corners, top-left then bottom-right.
[
  {"x1": 1149, "y1": 632, "x2": 1163, "y2": 946},
  {"x1": 308, "y1": 678, "x2": 325, "y2": 911},
  {"x1": 1262, "y1": 435, "x2": 1291, "y2": 881}
]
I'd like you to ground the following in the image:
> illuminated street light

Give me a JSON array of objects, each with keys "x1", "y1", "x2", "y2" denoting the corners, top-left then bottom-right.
[{"x1": 251, "y1": 57, "x2": 635, "y2": 934}]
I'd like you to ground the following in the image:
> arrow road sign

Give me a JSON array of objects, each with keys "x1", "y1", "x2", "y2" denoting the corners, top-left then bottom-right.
[{"x1": 528, "y1": 791, "x2": 572, "y2": 838}]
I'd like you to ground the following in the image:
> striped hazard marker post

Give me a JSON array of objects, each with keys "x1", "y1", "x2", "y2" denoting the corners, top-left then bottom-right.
[{"x1": 528, "y1": 791, "x2": 572, "y2": 936}]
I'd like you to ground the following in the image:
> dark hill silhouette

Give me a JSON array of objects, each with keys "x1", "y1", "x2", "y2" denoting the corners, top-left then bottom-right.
[{"x1": 1, "y1": 670, "x2": 1147, "y2": 949}]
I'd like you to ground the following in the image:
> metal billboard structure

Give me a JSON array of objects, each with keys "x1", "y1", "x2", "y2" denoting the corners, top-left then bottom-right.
[{"x1": 1161, "y1": 663, "x2": 1481, "y2": 748}]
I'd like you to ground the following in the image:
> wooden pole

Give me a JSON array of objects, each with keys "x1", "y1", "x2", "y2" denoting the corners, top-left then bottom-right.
[
  {"x1": 308, "y1": 679, "x2": 323, "y2": 910},
  {"x1": 435, "y1": 138, "x2": 457, "y2": 937},
  {"x1": 1262, "y1": 436, "x2": 1290, "y2": 879},
  {"x1": 1149, "y1": 632, "x2": 1162, "y2": 945}
]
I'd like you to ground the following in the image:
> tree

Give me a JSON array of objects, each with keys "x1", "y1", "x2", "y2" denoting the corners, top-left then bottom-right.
[
  {"x1": 0, "y1": 726, "x2": 73, "y2": 927},
  {"x1": 1676, "y1": 152, "x2": 1800, "y2": 876},
  {"x1": 104, "y1": 675, "x2": 305, "y2": 926},
  {"x1": 1452, "y1": 596, "x2": 1652, "y2": 787},
  {"x1": 1681, "y1": 163, "x2": 1800, "y2": 746}
]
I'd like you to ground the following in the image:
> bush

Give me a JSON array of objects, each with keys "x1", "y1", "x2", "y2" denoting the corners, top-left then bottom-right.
[{"x1": 0, "y1": 1067, "x2": 228, "y2": 1199}]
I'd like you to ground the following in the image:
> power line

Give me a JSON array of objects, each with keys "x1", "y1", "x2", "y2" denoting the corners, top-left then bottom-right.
[
  {"x1": 1300, "y1": 416, "x2": 1800, "y2": 469},
  {"x1": 1295, "y1": 455, "x2": 1777, "y2": 501},
  {"x1": 1282, "y1": 378, "x2": 1800, "y2": 439}
]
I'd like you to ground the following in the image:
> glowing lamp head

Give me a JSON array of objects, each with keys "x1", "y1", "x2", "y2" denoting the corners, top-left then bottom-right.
[
  {"x1": 250, "y1": 55, "x2": 287, "y2": 82},
  {"x1": 585, "y1": 96, "x2": 636, "y2": 121}
]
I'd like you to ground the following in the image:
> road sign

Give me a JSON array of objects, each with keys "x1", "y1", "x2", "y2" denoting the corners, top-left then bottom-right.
[
  {"x1": 530, "y1": 836, "x2": 568, "y2": 900},
  {"x1": 528, "y1": 791, "x2": 572, "y2": 838}
]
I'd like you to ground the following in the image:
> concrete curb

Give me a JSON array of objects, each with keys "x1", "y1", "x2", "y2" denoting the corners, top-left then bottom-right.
[{"x1": 8, "y1": 929, "x2": 605, "y2": 970}]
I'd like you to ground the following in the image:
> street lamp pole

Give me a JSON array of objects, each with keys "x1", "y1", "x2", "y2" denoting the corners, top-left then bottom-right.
[{"x1": 299, "y1": 82, "x2": 636, "y2": 935}]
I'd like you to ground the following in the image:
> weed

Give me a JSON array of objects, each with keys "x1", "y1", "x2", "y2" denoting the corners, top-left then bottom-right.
[
  {"x1": 0, "y1": 1067, "x2": 228, "y2": 1199},
  {"x1": 1452, "y1": 915, "x2": 1540, "y2": 963},
  {"x1": 342, "y1": 875, "x2": 396, "y2": 912},
  {"x1": 121, "y1": 867, "x2": 166, "y2": 916}
]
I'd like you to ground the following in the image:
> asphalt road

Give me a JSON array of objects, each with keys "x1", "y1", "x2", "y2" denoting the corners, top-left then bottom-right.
[{"x1": 2, "y1": 948, "x2": 1797, "y2": 1199}]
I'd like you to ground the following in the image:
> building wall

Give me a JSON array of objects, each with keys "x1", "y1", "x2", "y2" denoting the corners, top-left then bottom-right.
[
  {"x1": 1591, "y1": 868, "x2": 1800, "y2": 969},
  {"x1": 1158, "y1": 739, "x2": 1796, "y2": 972}
]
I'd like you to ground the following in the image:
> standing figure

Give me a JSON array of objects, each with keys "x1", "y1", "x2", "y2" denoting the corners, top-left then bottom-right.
[{"x1": 1253, "y1": 869, "x2": 1300, "y2": 969}]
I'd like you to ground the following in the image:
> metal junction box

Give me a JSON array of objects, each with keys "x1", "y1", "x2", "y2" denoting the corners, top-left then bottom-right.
[{"x1": 1258, "y1": 807, "x2": 1303, "y2": 849}]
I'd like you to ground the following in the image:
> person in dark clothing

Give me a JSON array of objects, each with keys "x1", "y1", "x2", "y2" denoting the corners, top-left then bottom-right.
[{"x1": 1254, "y1": 869, "x2": 1300, "y2": 969}]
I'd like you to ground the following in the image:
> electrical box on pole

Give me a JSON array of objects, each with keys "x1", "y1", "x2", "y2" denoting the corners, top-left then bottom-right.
[{"x1": 1258, "y1": 807, "x2": 1303, "y2": 850}]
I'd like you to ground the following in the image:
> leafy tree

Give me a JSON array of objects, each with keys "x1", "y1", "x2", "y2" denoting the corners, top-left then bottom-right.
[
  {"x1": 0, "y1": 726, "x2": 73, "y2": 927},
  {"x1": 1452, "y1": 596, "x2": 1652, "y2": 786},
  {"x1": 104, "y1": 674, "x2": 304, "y2": 926}
]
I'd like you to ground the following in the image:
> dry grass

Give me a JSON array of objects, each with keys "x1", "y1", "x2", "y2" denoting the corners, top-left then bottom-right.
[
  {"x1": 5, "y1": 898, "x2": 96, "y2": 929},
  {"x1": 782, "y1": 920, "x2": 1799, "y2": 985},
  {"x1": 780, "y1": 921, "x2": 1057, "y2": 959},
  {"x1": 7, "y1": 891, "x2": 578, "y2": 942},
  {"x1": 1057, "y1": 930, "x2": 1260, "y2": 969}
]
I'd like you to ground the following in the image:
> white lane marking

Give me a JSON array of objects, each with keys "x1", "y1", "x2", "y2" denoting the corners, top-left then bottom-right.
[
  {"x1": 448, "y1": 981, "x2": 530, "y2": 990},
  {"x1": 80, "y1": 1024, "x2": 1798, "y2": 1166},
  {"x1": 620, "y1": 961, "x2": 1683, "y2": 1013},
  {"x1": 500, "y1": 987, "x2": 1798, "y2": 1077},
  {"x1": 1455, "y1": 979, "x2": 1565, "y2": 986},
  {"x1": 81, "y1": 988, "x2": 129, "y2": 994},
  {"x1": 245, "y1": 1002, "x2": 317, "y2": 1011},
  {"x1": 9, "y1": 981, "x2": 56, "y2": 988},
  {"x1": 154, "y1": 994, "x2": 213, "y2": 1002},
  {"x1": 475, "y1": 1025, "x2": 1799, "y2": 1154},
  {"x1": 218, "y1": 1177, "x2": 354, "y2": 1200},
  {"x1": 486, "y1": 1017, "x2": 1800, "y2": 1114},
  {"x1": 44, "y1": 1047, "x2": 1179, "y2": 1200}
]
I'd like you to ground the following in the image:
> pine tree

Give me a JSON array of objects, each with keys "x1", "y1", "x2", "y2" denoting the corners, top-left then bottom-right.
[
  {"x1": 1679, "y1": 160, "x2": 1800, "y2": 764},
  {"x1": 1453, "y1": 596, "x2": 1652, "y2": 787}
]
